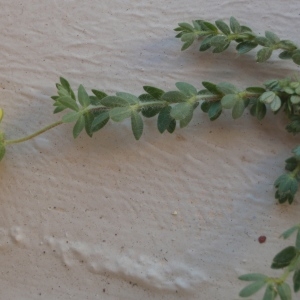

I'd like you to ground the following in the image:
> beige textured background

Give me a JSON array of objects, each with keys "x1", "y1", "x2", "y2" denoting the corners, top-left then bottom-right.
[{"x1": 0, "y1": 1, "x2": 299, "y2": 299}]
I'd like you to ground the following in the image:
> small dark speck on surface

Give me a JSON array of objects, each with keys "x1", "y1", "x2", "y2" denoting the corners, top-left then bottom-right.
[{"x1": 258, "y1": 236, "x2": 266, "y2": 243}]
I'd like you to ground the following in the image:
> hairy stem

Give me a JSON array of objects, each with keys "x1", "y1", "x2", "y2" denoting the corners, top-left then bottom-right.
[
  {"x1": 5, "y1": 120, "x2": 64, "y2": 146},
  {"x1": 292, "y1": 163, "x2": 300, "y2": 178}
]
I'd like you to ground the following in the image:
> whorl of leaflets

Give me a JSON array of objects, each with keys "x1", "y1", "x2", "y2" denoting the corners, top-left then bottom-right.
[{"x1": 239, "y1": 223, "x2": 300, "y2": 299}]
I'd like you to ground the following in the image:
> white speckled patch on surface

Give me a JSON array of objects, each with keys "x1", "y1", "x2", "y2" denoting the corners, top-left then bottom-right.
[{"x1": 0, "y1": 1, "x2": 300, "y2": 299}]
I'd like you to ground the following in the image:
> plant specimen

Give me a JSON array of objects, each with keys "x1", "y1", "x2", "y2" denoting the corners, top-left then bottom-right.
[
  {"x1": 239, "y1": 224, "x2": 300, "y2": 300},
  {"x1": 1, "y1": 17, "x2": 300, "y2": 204},
  {"x1": 0, "y1": 14, "x2": 299, "y2": 300}
]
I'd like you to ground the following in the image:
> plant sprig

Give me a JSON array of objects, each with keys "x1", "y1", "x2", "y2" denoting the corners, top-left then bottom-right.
[
  {"x1": 0, "y1": 17, "x2": 300, "y2": 208},
  {"x1": 239, "y1": 224, "x2": 300, "y2": 300},
  {"x1": 175, "y1": 16, "x2": 300, "y2": 65},
  {"x1": 1, "y1": 74, "x2": 300, "y2": 203}
]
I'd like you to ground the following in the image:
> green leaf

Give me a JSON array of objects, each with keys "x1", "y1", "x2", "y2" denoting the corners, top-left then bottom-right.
[
  {"x1": 60, "y1": 77, "x2": 71, "y2": 91},
  {"x1": 216, "y1": 82, "x2": 238, "y2": 94},
  {"x1": 257, "y1": 47, "x2": 273, "y2": 62},
  {"x1": 270, "y1": 95, "x2": 281, "y2": 111},
  {"x1": 229, "y1": 16, "x2": 241, "y2": 33},
  {"x1": 265, "y1": 31, "x2": 280, "y2": 44},
  {"x1": 221, "y1": 94, "x2": 238, "y2": 109},
  {"x1": 293, "y1": 269, "x2": 300, "y2": 292},
  {"x1": 246, "y1": 87, "x2": 266, "y2": 94},
  {"x1": 202, "y1": 82, "x2": 221, "y2": 95},
  {"x1": 157, "y1": 106, "x2": 173, "y2": 133},
  {"x1": 51, "y1": 95, "x2": 59, "y2": 101},
  {"x1": 277, "y1": 282, "x2": 292, "y2": 300},
  {"x1": 240, "y1": 25, "x2": 252, "y2": 32},
  {"x1": 0, "y1": 143, "x2": 5, "y2": 161},
  {"x1": 162, "y1": 91, "x2": 187, "y2": 103},
  {"x1": 199, "y1": 35, "x2": 213, "y2": 51},
  {"x1": 116, "y1": 92, "x2": 139, "y2": 105},
  {"x1": 78, "y1": 85, "x2": 91, "y2": 108},
  {"x1": 181, "y1": 33, "x2": 195, "y2": 51},
  {"x1": 271, "y1": 246, "x2": 298, "y2": 269},
  {"x1": 208, "y1": 102, "x2": 222, "y2": 121},
  {"x1": 181, "y1": 33, "x2": 196, "y2": 42},
  {"x1": 167, "y1": 119, "x2": 176, "y2": 133},
  {"x1": 263, "y1": 285, "x2": 277, "y2": 300},
  {"x1": 175, "y1": 82, "x2": 197, "y2": 96},
  {"x1": 0, "y1": 108, "x2": 4, "y2": 123},
  {"x1": 202, "y1": 21, "x2": 218, "y2": 32},
  {"x1": 250, "y1": 100, "x2": 267, "y2": 120},
  {"x1": 280, "y1": 225, "x2": 299, "y2": 239},
  {"x1": 170, "y1": 103, "x2": 193, "y2": 121},
  {"x1": 212, "y1": 42, "x2": 230, "y2": 53},
  {"x1": 84, "y1": 111, "x2": 94, "y2": 137},
  {"x1": 201, "y1": 101, "x2": 211, "y2": 113},
  {"x1": 292, "y1": 49, "x2": 300, "y2": 65},
  {"x1": 232, "y1": 99, "x2": 246, "y2": 119},
  {"x1": 284, "y1": 87, "x2": 294, "y2": 94},
  {"x1": 239, "y1": 280, "x2": 266, "y2": 297},
  {"x1": 180, "y1": 109, "x2": 194, "y2": 128},
  {"x1": 56, "y1": 84, "x2": 70, "y2": 97},
  {"x1": 292, "y1": 145, "x2": 300, "y2": 158},
  {"x1": 291, "y1": 95, "x2": 300, "y2": 104},
  {"x1": 278, "y1": 40, "x2": 298, "y2": 51},
  {"x1": 91, "y1": 89, "x2": 108, "y2": 101},
  {"x1": 239, "y1": 273, "x2": 268, "y2": 281},
  {"x1": 290, "y1": 82, "x2": 300, "y2": 89},
  {"x1": 73, "y1": 115, "x2": 85, "y2": 139},
  {"x1": 260, "y1": 91, "x2": 276, "y2": 104},
  {"x1": 279, "y1": 51, "x2": 294, "y2": 60},
  {"x1": 58, "y1": 78, "x2": 76, "y2": 100},
  {"x1": 131, "y1": 111, "x2": 143, "y2": 140},
  {"x1": 236, "y1": 41, "x2": 258, "y2": 54},
  {"x1": 91, "y1": 111, "x2": 109, "y2": 132},
  {"x1": 178, "y1": 22, "x2": 194, "y2": 32},
  {"x1": 255, "y1": 36, "x2": 271, "y2": 47},
  {"x1": 141, "y1": 106, "x2": 162, "y2": 118},
  {"x1": 210, "y1": 35, "x2": 228, "y2": 47},
  {"x1": 264, "y1": 79, "x2": 280, "y2": 90},
  {"x1": 89, "y1": 96, "x2": 102, "y2": 106},
  {"x1": 215, "y1": 19, "x2": 230, "y2": 35},
  {"x1": 101, "y1": 96, "x2": 130, "y2": 108},
  {"x1": 139, "y1": 94, "x2": 163, "y2": 117},
  {"x1": 53, "y1": 106, "x2": 66, "y2": 114},
  {"x1": 143, "y1": 86, "x2": 164, "y2": 99},
  {"x1": 274, "y1": 173, "x2": 299, "y2": 204},
  {"x1": 192, "y1": 20, "x2": 201, "y2": 30},
  {"x1": 62, "y1": 111, "x2": 81, "y2": 123},
  {"x1": 109, "y1": 107, "x2": 132, "y2": 122},
  {"x1": 139, "y1": 93, "x2": 153, "y2": 102},
  {"x1": 296, "y1": 230, "x2": 300, "y2": 250},
  {"x1": 285, "y1": 157, "x2": 298, "y2": 172},
  {"x1": 58, "y1": 96, "x2": 79, "y2": 111}
]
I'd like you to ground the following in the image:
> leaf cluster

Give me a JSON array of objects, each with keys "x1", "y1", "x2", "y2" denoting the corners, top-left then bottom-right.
[
  {"x1": 239, "y1": 224, "x2": 300, "y2": 299},
  {"x1": 50, "y1": 75, "x2": 300, "y2": 204},
  {"x1": 175, "y1": 17, "x2": 300, "y2": 65},
  {"x1": 52, "y1": 78, "x2": 205, "y2": 140},
  {"x1": 52, "y1": 76, "x2": 300, "y2": 141}
]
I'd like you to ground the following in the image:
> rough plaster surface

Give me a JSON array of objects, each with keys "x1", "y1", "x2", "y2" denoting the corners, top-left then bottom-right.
[{"x1": 0, "y1": 1, "x2": 299, "y2": 299}]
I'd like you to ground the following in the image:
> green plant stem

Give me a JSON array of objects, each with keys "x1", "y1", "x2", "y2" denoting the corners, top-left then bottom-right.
[
  {"x1": 292, "y1": 163, "x2": 300, "y2": 177},
  {"x1": 5, "y1": 120, "x2": 64, "y2": 146},
  {"x1": 274, "y1": 268, "x2": 292, "y2": 284}
]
